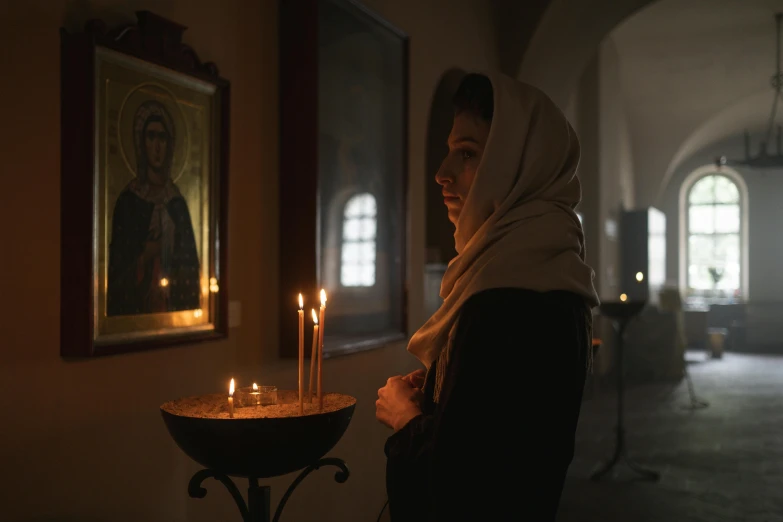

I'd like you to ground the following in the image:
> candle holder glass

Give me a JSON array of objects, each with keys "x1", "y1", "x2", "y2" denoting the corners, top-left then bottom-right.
[
  {"x1": 235, "y1": 387, "x2": 259, "y2": 408},
  {"x1": 235, "y1": 385, "x2": 277, "y2": 407},
  {"x1": 258, "y1": 385, "x2": 277, "y2": 406}
]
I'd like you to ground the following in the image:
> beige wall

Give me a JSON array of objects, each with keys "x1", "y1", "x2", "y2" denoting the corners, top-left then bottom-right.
[
  {"x1": 598, "y1": 36, "x2": 636, "y2": 300},
  {"x1": 0, "y1": 0, "x2": 499, "y2": 520},
  {"x1": 565, "y1": 37, "x2": 637, "y2": 377},
  {"x1": 568, "y1": 39, "x2": 635, "y2": 303}
]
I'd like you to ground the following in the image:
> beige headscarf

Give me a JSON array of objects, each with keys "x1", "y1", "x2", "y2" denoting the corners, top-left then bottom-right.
[{"x1": 407, "y1": 71, "x2": 600, "y2": 390}]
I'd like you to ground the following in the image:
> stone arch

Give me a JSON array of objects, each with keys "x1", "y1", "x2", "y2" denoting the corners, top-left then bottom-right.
[{"x1": 517, "y1": 0, "x2": 660, "y2": 108}]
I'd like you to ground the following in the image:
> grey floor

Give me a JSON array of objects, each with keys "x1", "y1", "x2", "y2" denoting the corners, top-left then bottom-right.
[{"x1": 557, "y1": 351, "x2": 783, "y2": 522}]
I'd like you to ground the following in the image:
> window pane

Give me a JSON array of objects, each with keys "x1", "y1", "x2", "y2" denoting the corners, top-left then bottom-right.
[
  {"x1": 341, "y1": 265, "x2": 358, "y2": 286},
  {"x1": 341, "y1": 262, "x2": 376, "y2": 287},
  {"x1": 359, "y1": 241, "x2": 376, "y2": 262},
  {"x1": 649, "y1": 208, "x2": 666, "y2": 234},
  {"x1": 689, "y1": 176, "x2": 715, "y2": 204},
  {"x1": 688, "y1": 234, "x2": 712, "y2": 266},
  {"x1": 717, "y1": 262, "x2": 740, "y2": 292},
  {"x1": 362, "y1": 194, "x2": 377, "y2": 217},
  {"x1": 345, "y1": 193, "x2": 375, "y2": 218},
  {"x1": 714, "y1": 234, "x2": 740, "y2": 265},
  {"x1": 345, "y1": 196, "x2": 364, "y2": 218},
  {"x1": 343, "y1": 218, "x2": 360, "y2": 241},
  {"x1": 714, "y1": 175, "x2": 739, "y2": 203},
  {"x1": 358, "y1": 217, "x2": 376, "y2": 240},
  {"x1": 688, "y1": 264, "x2": 713, "y2": 290},
  {"x1": 358, "y1": 264, "x2": 375, "y2": 286},
  {"x1": 714, "y1": 204, "x2": 739, "y2": 233},
  {"x1": 689, "y1": 205, "x2": 714, "y2": 234},
  {"x1": 648, "y1": 236, "x2": 666, "y2": 287},
  {"x1": 342, "y1": 243, "x2": 360, "y2": 263}
]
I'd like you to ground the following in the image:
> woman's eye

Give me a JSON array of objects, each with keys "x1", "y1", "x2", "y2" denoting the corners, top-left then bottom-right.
[{"x1": 461, "y1": 149, "x2": 474, "y2": 160}]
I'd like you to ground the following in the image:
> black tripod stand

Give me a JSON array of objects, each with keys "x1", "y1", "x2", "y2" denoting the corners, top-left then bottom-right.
[
  {"x1": 681, "y1": 362, "x2": 709, "y2": 410},
  {"x1": 590, "y1": 301, "x2": 660, "y2": 482}
]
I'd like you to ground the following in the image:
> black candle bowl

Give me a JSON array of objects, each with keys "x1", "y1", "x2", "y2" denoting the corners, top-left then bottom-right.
[
  {"x1": 161, "y1": 391, "x2": 356, "y2": 479},
  {"x1": 599, "y1": 300, "x2": 647, "y2": 320}
]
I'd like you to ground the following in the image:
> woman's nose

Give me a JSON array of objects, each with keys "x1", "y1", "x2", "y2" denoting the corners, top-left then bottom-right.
[{"x1": 435, "y1": 159, "x2": 454, "y2": 186}]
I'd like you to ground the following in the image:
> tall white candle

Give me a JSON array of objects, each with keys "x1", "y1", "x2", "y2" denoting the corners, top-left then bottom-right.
[
  {"x1": 309, "y1": 308, "x2": 319, "y2": 403},
  {"x1": 318, "y1": 289, "x2": 327, "y2": 411},
  {"x1": 298, "y1": 293, "x2": 304, "y2": 415}
]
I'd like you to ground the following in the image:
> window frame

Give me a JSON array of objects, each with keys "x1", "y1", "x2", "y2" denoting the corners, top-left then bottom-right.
[
  {"x1": 679, "y1": 165, "x2": 749, "y2": 305},
  {"x1": 340, "y1": 193, "x2": 378, "y2": 288}
]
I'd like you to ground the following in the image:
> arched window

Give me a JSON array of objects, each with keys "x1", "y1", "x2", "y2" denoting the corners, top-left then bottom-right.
[
  {"x1": 683, "y1": 172, "x2": 745, "y2": 300},
  {"x1": 341, "y1": 193, "x2": 377, "y2": 287}
]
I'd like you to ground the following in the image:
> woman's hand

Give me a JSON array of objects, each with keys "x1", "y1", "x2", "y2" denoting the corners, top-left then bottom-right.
[
  {"x1": 401, "y1": 369, "x2": 426, "y2": 390},
  {"x1": 376, "y1": 376, "x2": 423, "y2": 432}
]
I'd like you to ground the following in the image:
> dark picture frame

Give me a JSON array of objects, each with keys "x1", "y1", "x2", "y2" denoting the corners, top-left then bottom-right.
[
  {"x1": 279, "y1": 0, "x2": 409, "y2": 358},
  {"x1": 60, "y1": 11, "x2": 230, "y2": 357}
]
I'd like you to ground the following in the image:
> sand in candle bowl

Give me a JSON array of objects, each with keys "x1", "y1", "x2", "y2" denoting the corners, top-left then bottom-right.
[{"x1": 161, "y1": 389, "x2": 356, "y2": 419}]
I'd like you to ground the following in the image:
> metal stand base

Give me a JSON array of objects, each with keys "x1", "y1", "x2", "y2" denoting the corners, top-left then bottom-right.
[
  {"x1": 591, "y1": 315, "x2": 660, "y2": 482},
  {"x1": 681, "y1": 366, "x2": 709, "y2": 411},
  {"x1": 188, "y1": 457, "x2": 349, "y2": 522},
  {"x1": 590, "y1": 428, "x2": 660, "y2": 481}
]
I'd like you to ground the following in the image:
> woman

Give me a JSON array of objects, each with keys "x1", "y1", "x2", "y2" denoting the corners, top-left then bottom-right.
[
  {"x1": 107, "y1": 99, "x2": 201, "y2": 316},
  {"x1": 376, "y1": 72, "x2": 599, "y2": 521}
]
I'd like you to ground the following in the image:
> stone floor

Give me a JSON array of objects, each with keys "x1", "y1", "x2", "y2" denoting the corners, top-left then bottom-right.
[{"x1": 557, "y1": 351, "x2": 783, "y2": 522}]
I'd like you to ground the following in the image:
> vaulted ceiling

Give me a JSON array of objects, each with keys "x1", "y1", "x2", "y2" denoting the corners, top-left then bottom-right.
[{"x1": 609, "y1": 0, "x2": 783, "y2": 201}]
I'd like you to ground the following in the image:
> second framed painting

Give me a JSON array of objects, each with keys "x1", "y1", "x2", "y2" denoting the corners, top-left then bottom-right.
[{"x1": 280, "y1": 0, "x2": 409, "y2": 358}]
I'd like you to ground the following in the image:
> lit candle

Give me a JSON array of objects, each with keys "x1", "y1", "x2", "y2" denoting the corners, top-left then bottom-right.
[
  {"x1": 228, "y1": 378, "x2": 235, "y2": 418},
  {"x1": 298, "y1": 293, "x2": 304, "y2": 415},
  {"x1": 318, "y1": 289, "x2": 327, "y2": 410},
  {"x1": 251, "y1": 382, "x2": 260, "y2": 406},
  {"x1": 308, "y1": 308, "x2": 319, "y2": 403}
]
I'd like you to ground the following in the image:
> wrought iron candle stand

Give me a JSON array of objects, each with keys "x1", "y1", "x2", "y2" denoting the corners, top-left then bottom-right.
[
  {"x1": 591, "y1": 301, "x2": 660, "y2": 482},
  {"x1": 161, "y1": 391, "x2": 356, "y2": 522}
]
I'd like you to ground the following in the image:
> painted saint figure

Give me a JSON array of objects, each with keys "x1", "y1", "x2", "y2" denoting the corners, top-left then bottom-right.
[{"x1": 107, "y1": 99, "x2": 201, "y2": 316}]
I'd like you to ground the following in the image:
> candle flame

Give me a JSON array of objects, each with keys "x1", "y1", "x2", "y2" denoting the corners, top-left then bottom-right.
[
  {"x1": 312, "y1": 308, "x2": 319, "y2": 324},
  {"x1": 229, "y1": 378, "x2": 235, "y2": 396},
  {"x1": 159, "y1": 277, "x2": 169, "y2": 287},
  {"x1": 320, "y1": 289, "x2": 327, "y2": 307},
  {"x1": 252, "y1": 383, "x2": 258, "y2": 390},
  {"x1": 298, "y1": 293, "x2": 304, "y2": 310}
]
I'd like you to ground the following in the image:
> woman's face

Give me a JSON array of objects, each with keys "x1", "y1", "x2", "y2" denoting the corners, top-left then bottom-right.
[
  {"x1": 144, "y1": 120, "x2": 169, "y2": 182},
  {"x1": 436, "y1": 112, "x2": 491, "y2": 226}
]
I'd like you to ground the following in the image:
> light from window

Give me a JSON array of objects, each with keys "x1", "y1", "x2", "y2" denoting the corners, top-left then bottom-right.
[
  {"x1": 686, "y1": 174, "x2": 741, "y2": 297},
  {"x1": 341, "y1": 193, "x2": 377, "y2": 287}
]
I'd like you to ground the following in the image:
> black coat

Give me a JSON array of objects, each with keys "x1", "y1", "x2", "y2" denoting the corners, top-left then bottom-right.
[{"x1": 385, "y1": 288, "x2": 592, "y2": 522}]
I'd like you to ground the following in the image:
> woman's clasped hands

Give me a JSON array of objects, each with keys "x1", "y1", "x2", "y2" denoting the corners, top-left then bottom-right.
[{"x1": 375, "y1": 369, "x2": 426, "y2": 432}]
